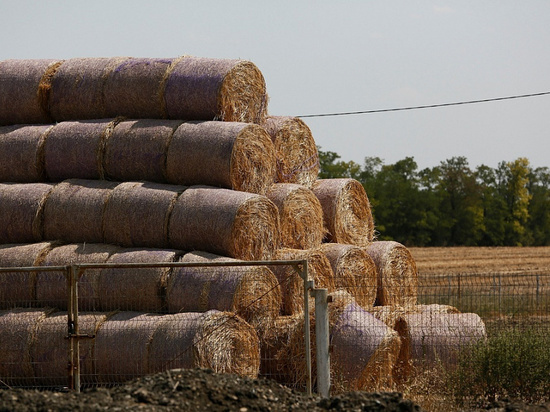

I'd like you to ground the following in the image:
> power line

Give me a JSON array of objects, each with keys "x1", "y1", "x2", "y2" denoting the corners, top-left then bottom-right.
[{"x1": 296, "y1": 90, "x2": 550, "y2": 118}]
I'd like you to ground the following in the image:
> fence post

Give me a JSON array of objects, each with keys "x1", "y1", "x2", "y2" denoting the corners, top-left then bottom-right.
[
  {"x1": 67, "y1": 265, "x2": 81, "y2": 393},
  {"x1": 312, "y1": 288, "x2": 330, "y2": 398},
  {"x1": 297, "y1": 260, "x2": 314, "y2": 396}
]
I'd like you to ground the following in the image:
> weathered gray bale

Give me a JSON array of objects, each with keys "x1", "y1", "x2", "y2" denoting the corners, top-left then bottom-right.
[
  {"x1": 0, "y1": 59, "x2": 62, "y2": 125},
  {"x1": 104, "y1": 119, "x2": 183, "y2": 182},
  {"x1": 0, "y1": 125, "x2": 53, "y2": 182},
  {"x1": 0, "y1": 183, "x2": 54, "y2": 244},
  {"x1": 42, "y1": 179, "x2": 118, "y2": 244}
]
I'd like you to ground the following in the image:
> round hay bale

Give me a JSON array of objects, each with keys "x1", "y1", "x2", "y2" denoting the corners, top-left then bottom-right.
[
  {"x1": 49, "y1": 57, "x2": 129, "y2": 121},
  {"x1": 0, "y1": 183, "x2": 54, "y2": 244},
  {"x1": 98, "y1": 248, "x2": 182, "y2": 312},
  {"x1": 104, "y1": 119, "x2": 183, "y2": 182},
  {"x1": 148, "y1": 310, "x2": 260, "y2": 379},
  {"x1": 104, "y1": 57, "x2": 174, "y2": 119},
  {"x1": 168, "y1": 186, "x2": 279, "y2": 260},
  {"x1": 42, "y1": 179, "x2": 118, "y2": 244},
  {"x1": 0, "y1": 242, "x2": 54, "y2": 308},
  {"x1": 0, "y1": 59, "x2": 62, "y2": 125},
  {"x1": 317, "y1": 243, "x2": 378, "y2": 308},
  {"x1": 364, "y1": 241, "x2": 419, "y2": 307},
  {"x1": 164, "y1": 56, "x2": 268, "y2": 123},
  {"x1": 44, "y1": 119, "x2": 120, "y2": 181},
  {"x1": 166, "y1": 251, "x2": 282, "y2": 330},
  {"x1": 271, "y1": 248, "x2": 335, "y2": 316},
  {"x1": 95, "y1": 312, "x2": 163, "y2": 383},
  {"x1": 394, "y1": 312, "x2": 487, "y2": 381},
  {"x1": 166, "y1": 121, "x2": 276, "y2": 195},
  {"x1": 31, "y1": 311, "x2": 108, "y2": 386},
  {"x1": 0, "y1": 309, "x2": 51, "y2": 386},
  {"x1": 36, "y1": 243, "x2": 119, "y2": 311},
  {"x1": 263, "y1": 116, "x2": 319, "y2": 188},
  {"x1": 312, "y1": 178, "x2": 375, "y2": 246},
  {"x1": 103, "y1": 181, "x2": 185, "y2": 248},
  {"x1": 266, "y1": 184, "x2": 325, "y2": 249},
  {"x1": 416, "y1": 304, "x2": 461, "y2": 315},
  {"x1": 0, "y1": 124, "x2": 53, "y2": 182}
]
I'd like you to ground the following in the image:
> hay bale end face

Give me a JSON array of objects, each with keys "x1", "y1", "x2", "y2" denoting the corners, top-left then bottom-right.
[
  {"x1": 266, "y1": 184, "x2": 325, "y2": 250},
  {"x1": 0, "y1": 59, "x2": 61, "y2": 125},
  {"x1": 165, "y1": 57, "x2": 268, "y2": 123},
  {"x1": 365, "y1": 241, "x2": 419, "y2": 307},
  {"x1": 263, "y1": 116, "x2": 319, "y2": 188},
  {"x1": 0, "y1": 183, "x2": 54, "y2": 244},
  {"x1": 0, "y1": 124, "x2": 53, "y2": 182},
  {"x1": 312, "y1": 178, "x2": 375, "y2": 246},
  {"x1": 42, "y1": 179, "x2": 118, "y2": 244},
  {"x1": 166, "y1": 121, "x2": 276, "y2": 194},
  {"x1": 168, "y1": 186, "x2": 279, "y2": 260}
]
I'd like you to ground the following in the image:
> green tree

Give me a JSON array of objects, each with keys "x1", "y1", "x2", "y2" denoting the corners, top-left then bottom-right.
[
  {"x1": 317, "y1": 147, "x2": 361, "y2": 179},
  {"x1": 526, "y1": 166, "x2": 550, "y2": 245},
  {"x1": 476, "y1": 164, "x2": 507, "y2": 246}
]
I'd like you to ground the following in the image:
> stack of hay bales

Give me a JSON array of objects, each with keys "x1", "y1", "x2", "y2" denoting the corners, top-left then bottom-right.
[{"x1": 0, "y1": 55, "x2": 485, "y2": 392}]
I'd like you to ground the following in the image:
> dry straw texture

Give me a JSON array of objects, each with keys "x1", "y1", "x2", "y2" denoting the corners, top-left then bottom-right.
[
  {"x1": 169, "y1": 186, "x2": 279, "y2": 260},
  {"x1": 42, "y1": 179, "x2": 118, "y2": 244},
  {"x1": 166, "y1": 121, "x2": 276, "y2": 195},
  {"x1": 98, "y1": 248, "x2": 182, "y2": 312},
  {"x1": 0, "y1": 309, "x2": 52, "y2": 386},
  {"x1": 49, "y1": 57, "x2": 129, "y2": 121},
  {"x1": 0, "y1": 242, "x2": 54, "y2": 308},
  {"x1": 0, "y1": 124, "x2": 53, "y2": 182},
  {"x1": 0, "y1": 59, "x2": 61, "y2": 125},
  {"x1": 312, "y1": 178, "x2": 375, "y2": 246},
  {"x1": 365, "y1": 241, "x2": 419, "y2": 307},
  {"x1": 104, "y1": 119, "x2": 183, "y2": 183},
  {"x1": 0, "y1": 183, "x2": 54, "y2": 244},
  {"x1": 149, "y1": 311, "x2": 260, "y2": 379},
  {"x1": 266, "y1": 184, "x2": 325, "y2": 250},
  {"x1": 103, "y1": 181, "x2": 185, "y2": 249},
  {"x1": 44, "y1": 119, "x2": 119, "y2": 181},
  {"x1": 317, "y1": 243, "x2": 378, "y2": 308},
  {"x1": 166, "y1": 251, "x2": 282, "y2": 330},
  {"x1": 263, "y1": 116, "x2": 319, "y2": 188},
  {"x1": 165, "y1": 57, "x2": 268, "y2": 123},
  {"x1": 270, "y1": 248, "x2": 335, "y2": 316},
  {"x1": 367, "y1": 304, "x2": 460, "y2": 331},
  {"x1": 35, "y1": 243, "x2": 119, "y2": 311},
  {"x1": 104, "y1": 58, "x2": 174, "y2": 119}
]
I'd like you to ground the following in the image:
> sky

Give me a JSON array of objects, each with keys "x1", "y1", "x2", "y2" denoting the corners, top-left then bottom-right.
[{"x1": 1, "y1": 1, "x2": 549, "y2": 172}]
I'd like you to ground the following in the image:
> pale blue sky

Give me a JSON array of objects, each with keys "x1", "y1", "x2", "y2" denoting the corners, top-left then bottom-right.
[{"x1": 2, "y1": 1, "x2": 549, "y2": 171}]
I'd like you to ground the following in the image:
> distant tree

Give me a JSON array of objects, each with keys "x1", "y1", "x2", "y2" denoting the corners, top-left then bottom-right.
[
  {"x1": 317, "y1": 147, "x2": 361, "y2": 179},
  {"x1": 500, "y1": 158, "x2": 532, "y2": 245},
  {"x1": 476, "y1": 164, "x2": 507, "y2": 246},
  {"x1": 527, "y1": 166, "x2": 550, "y2": 245}
]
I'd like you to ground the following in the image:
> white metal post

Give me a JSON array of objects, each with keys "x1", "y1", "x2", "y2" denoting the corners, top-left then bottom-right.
[{"x1": 312, "y1": 288, "x2": 330, "y2": 397}]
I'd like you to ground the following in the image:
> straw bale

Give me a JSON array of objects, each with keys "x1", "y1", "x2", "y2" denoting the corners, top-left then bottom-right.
[
  {"x1": 104, "y1": 57, "x2": 174, "y2": 119},
  {"x1": 49, "y1": 57, "x2": 129, "y2": 121},
  {"x1": 0, "y1": 59, "x2": 61, "y2": 125},
  {"x1": 394, "y1": 312, "x2": 486, "y2": 381},
  {"x1": 168, "y1": 186, "x2": 279, "y2": 260},
  {"x1": 98, "y1": 248, "x2": 181, "y2": 312},
  {"x1": 317, "y1": 243, "x2": 377, "y2": 308},
  {"x1": 0, "y1": 124, "x2": 53, "y2": 182},
  {"x1": 0, "y1": 242, "x2": 53, "y2": 308},
  {"x1": 104, "y1": 119, "x2": 183, "y2": 182},
  {"x1": 31, "y1": 311, "x2": 108, "y2": 386},
  {"x1": 44, "y1": 119, "x2": 120, "y2": 181},
  {"x1": 164, "y1": 56, "x2": 268, "y2": 123},
  {"x1": 271, "y1": 248, "x2": 335, "y2": 316},
  {"x1": 42, "y1": 179, "x2": 118, "y2": 244},
  {"x1": 149, "y1": 310, "x2": 260, "y2": 378},
  {"x1": 166, "y1": 121, "x2": 276, "y2": 195},
  {"x1": 263, "y1": 116, "x2": 319, "y2": 188},
  {"x1": 35, "y1": 243, "x2": 119, "y2": 311},
  {"x1": 266, "y1": 184, "x2": 325, "y2": 249},
  {"x1": 312, "y1": 178, "x2": 375, "y2": 246},
  {"x1": 365, "y1": 241, "x2": 419, "y2": 307},
  {"x1": 0, "y1": 183, "x2": 54, "y2": 244},
  {"x1": 103, "y1": 181, "x2": 185, "y2": 249},
  {"x1": 95, "y1": 312, "x2": 163, "y2": 383},
  {"x1": 416, "y1": 304, "x2": 460, "y2": 314},
  {"x1": 166, "y1": 251, "x2": 282, "y2": 330},
  {"x1": 0, "y1": 309, "x2": 51, "y2": 385}
]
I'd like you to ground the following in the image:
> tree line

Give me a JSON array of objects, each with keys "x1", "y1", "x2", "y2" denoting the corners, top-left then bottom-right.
[{"x1": 318, "y1": 149, "x2": 550, "y2": 247}]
